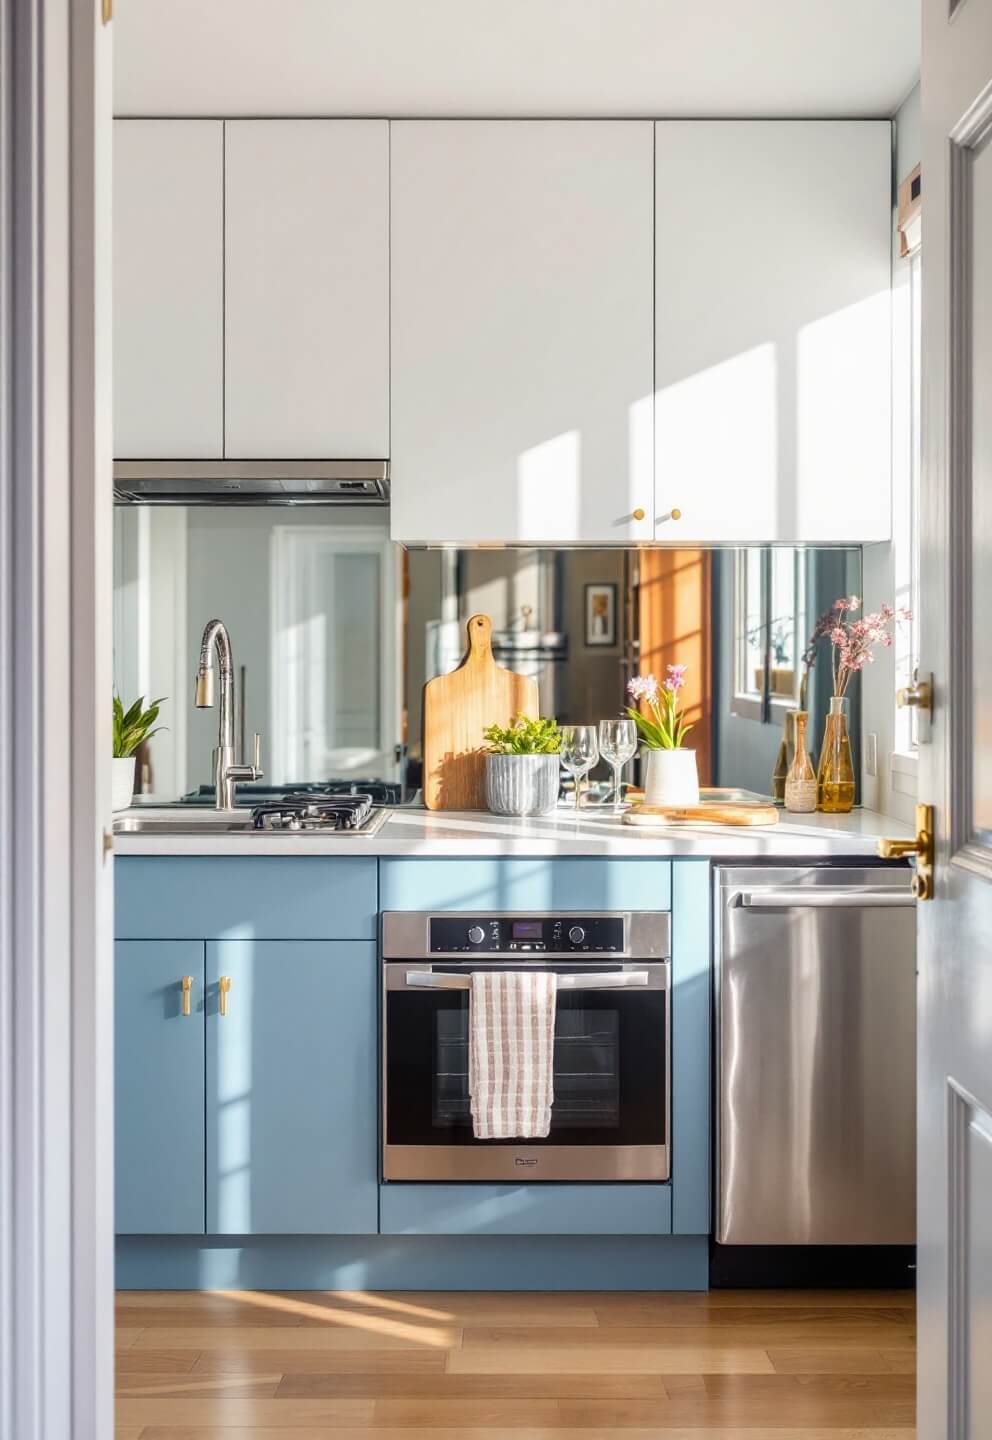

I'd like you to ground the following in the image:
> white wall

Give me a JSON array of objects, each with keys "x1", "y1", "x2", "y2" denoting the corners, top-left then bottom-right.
[{"x1": 861, "y1": 80, "x2": 920, "y2": 824}]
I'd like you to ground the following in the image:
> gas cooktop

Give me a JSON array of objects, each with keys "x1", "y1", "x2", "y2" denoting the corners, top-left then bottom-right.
[{"x1": 249, "y1": 792, "x2": 390, "y2": 835}]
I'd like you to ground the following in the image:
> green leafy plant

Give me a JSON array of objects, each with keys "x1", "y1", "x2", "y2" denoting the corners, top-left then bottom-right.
[
  {"x1": 483, "y1": 714, "x2": 562, "y2": 755},
  {"x1": 113, "y1": 693, "x2": 166, "y2": 759}
]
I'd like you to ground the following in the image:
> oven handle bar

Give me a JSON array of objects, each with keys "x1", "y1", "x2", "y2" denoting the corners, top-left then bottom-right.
[{"x1": 404, "y1": 970, "x2": 651, "y2": 991}]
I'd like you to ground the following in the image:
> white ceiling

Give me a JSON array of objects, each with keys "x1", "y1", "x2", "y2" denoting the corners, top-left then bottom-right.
[{"x1": 114, "y1": 0, "x2": 920, "y2": 119}]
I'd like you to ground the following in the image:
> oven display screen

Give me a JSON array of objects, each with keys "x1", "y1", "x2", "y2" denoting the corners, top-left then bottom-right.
[{"x1": 511, "y1": 920, "x2": 543, "y2": 940}]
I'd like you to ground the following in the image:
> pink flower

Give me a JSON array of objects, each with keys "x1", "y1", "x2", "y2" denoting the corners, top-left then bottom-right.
[
  {"x1": 627, "y1": 674, "x2": 659, "y2": 704},
  {"x1": 664, "y1": 663, "x2": 688, "y2": 694}
]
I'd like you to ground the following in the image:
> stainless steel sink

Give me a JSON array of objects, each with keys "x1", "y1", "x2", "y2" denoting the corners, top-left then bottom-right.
[
  {"x1": 114, "y1": 815, "x2": 255, "y2": 834},
  {"x1": 113, "y1": 807, "x2": 391, "y2": 838}
]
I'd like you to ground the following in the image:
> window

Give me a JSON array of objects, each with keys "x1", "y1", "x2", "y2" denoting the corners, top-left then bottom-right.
[{"x1": 732, "y1": 548, "x2": 806, "y2": 721}]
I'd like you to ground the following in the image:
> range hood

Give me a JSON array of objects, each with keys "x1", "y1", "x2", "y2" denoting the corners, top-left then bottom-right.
[{"x1": 113, "y1": 459, "x2": 389, "y2": 506}]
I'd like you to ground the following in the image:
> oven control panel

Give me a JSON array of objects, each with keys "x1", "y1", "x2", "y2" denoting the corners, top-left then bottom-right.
[{"x1": 428, "y1": 915, "x2": 625, "y2": 954}]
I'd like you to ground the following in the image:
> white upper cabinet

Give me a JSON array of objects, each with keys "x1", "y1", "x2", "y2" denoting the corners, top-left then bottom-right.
[
  {"x1": 113, "y1": 120, "x2": 223, "y2": 457},
  {"x1": 654, "y1": 121, "x2": 892, "y2": 544},
  {"x1": 390, "y1": 121, "x2": 654, "y2": 545},
  {"x1": 224, "y1": 121, "x2": 389, "y2": 459}
]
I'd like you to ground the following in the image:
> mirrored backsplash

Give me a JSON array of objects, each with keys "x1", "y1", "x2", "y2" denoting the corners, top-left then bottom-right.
[{"x1": 113, "y1": 504, "x2": 861, "y2": 803}]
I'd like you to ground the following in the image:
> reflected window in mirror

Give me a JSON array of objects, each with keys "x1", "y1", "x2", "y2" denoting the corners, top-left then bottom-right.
[{"x1": 732, "y1": 548, "x2": 806, "y2": 720}]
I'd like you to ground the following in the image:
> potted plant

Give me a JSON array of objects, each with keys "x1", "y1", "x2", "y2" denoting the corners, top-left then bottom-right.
[
  {"x1": 112, "y1": 694, "x2": 165, "y2": 812},
  {"x1": 626, "y1": 665, "x2": 699, "y2": 806},
  {"x1": 482, "y1": 714, "x2": 562, "y2": 816}
]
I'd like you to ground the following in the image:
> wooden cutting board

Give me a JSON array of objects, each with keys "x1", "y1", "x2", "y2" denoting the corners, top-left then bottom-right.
[
  {"x1": 624, "y1": 802, "x2": 780, "y2": 828},
  {"x1": 423, "y1": 614, "x2": 540, "y2": 810}
]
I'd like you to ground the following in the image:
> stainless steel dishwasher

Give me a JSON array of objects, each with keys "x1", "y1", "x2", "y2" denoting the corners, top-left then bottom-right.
[{"x1": 715, "y1": 865, "x2": 916, "y2": 1246}]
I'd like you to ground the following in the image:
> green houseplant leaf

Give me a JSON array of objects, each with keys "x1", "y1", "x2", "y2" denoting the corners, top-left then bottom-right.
[
  {"x1": 113, "y1": 693, "x2": 167, "y2": 759},
  {"x1": 483, "y1": 714, "x2": 562, "y2": 755}
]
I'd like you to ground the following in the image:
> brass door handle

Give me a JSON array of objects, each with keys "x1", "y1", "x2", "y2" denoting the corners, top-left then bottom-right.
[
  {"x1": 897, "y1": 672, "x2": 932, "y2": 714},
  {"x1": 657, "y1": 508, "x2": 682, "y2": 524},
  {"x1": 878, "y1": 802, "x2": 934, "y2": 900},
  {"x1": 219, "y1": 975, "x2": 231, "y2": 1016},
  {"x1": 181, "y1": 975, "x2": 193, "y2": 1017},
  {"x1": 632, "y1": 508, "x2": 646, "y2": 522}
]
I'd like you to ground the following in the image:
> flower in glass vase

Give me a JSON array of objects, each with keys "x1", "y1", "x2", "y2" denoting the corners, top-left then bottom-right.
[
  {"x1": 810, "y1": 597, "x2": 912, "y2": 813},
  {"x1": 626, "y1": 665, "x2": 699, "y2": 807}
]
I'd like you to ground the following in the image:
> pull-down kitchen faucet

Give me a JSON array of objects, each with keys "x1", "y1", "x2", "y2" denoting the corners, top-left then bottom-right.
[{"x1": 195, "y1": 618, "x2": 262, "y2": 810}]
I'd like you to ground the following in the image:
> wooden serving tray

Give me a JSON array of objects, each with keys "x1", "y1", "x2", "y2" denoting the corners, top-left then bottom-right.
[{"x1": 623, "y1": 802, "x2": 780, "y2": 828}]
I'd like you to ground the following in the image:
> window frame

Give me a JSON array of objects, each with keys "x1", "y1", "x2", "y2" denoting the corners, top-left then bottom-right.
[
  {"x1": 892, "y1": 243, "x2": 922, "y2": 769},
  {"x1": 731, "y1": 547, "x2": 807, "y2": 723}
]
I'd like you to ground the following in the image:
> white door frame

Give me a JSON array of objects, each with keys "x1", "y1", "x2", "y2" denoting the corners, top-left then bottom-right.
[{"x1": 0, "y1": 2, "x2": 114, "y2": 1437}]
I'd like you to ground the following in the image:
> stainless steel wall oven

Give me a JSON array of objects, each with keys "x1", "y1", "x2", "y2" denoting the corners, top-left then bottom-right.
[{"x1": 382, "y1": 911, "x2": 671, "y2": 1182}]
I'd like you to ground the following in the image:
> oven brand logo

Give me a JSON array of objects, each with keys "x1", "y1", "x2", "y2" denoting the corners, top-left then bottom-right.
[{"x1": 514, "y1": 1156, "x2": 539, "y2": 1167}]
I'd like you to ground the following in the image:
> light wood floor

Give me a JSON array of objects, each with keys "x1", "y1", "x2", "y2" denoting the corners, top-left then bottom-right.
[{"x1": 116, "y1": 1287, "x2": 916, "y2": 1438}]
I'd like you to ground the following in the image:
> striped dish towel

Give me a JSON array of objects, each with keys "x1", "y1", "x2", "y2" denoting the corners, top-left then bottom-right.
[{"x1": 468, "y1": 971, "x2": 557, "y2": 1140}]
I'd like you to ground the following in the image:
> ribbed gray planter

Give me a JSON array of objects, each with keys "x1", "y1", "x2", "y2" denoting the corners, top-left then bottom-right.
[{"x1": 485, "y1": 753, "x2": 560, "y2": 816}]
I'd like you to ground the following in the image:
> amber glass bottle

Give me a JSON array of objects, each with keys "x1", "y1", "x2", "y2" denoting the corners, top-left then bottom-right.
[
  {"x1": 784, "y1": 711, "x2": 817, "y2": 813},
  {"x1": 817, "y1": 696, "x2": 855, "y2": 813}
]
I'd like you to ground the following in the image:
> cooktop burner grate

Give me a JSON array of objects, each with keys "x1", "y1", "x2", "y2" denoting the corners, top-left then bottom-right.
[{"x1": 250, "y1": 792, "x2": 388, "y2": 834}]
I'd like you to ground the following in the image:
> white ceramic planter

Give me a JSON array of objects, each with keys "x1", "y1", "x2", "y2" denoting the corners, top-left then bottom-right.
[
  {"x1": 642, "y1": 748, "x2": 700, "y2": 807},
  {"x1": 112, "y1": 755, "x2": 136, "y2": 812}
]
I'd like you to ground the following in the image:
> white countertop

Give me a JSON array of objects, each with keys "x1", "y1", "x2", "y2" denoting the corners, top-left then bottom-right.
[{"x1": 113, "y1": 804, "x2": 912, "y2": 859}]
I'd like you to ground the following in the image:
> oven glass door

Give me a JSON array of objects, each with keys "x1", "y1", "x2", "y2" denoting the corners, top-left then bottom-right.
[{"x1": 384, "y1": 963, "x2": 668, "y2": 1155}]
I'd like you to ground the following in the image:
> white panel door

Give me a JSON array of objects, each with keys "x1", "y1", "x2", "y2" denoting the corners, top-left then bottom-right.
[
  {"x1": 113, "y1": 120, "x2": 223, "y2": 457},
  {"x1": 655, "y1": 121, "x2": 891, "y2": 544},
  {"x1": 224, "y1": 120, "x2": 389, "y2": 458},
  {"x1": 390, "y1": 121, "x2": 654, "y2": 545},
  {"x1": 916, "y1": 1, "x2": 992, "y2": 1436}
]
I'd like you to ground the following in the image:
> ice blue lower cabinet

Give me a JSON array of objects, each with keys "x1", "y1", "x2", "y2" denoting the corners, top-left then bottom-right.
[
  {"x1": 205, "y1": 940, "x2": 378, "y2": 1235},
  {"x1": 115, "y1": 855, "x2": 712, "y2": 1289},
  {"x1": 115, "y1": 941, "x2": 206, "y2": 1235}
]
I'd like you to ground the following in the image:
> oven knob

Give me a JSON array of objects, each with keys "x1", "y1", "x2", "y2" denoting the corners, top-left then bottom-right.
[
  {"x1": 467, "y1": 925, "x2": 486, "y2": 945},
  {"x1": 568, "y1": 925, "x2": 586, "y2": 945}
]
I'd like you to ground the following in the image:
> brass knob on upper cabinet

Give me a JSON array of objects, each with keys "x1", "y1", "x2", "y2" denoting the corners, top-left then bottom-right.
[
  {"x1": 219, "y1": 975, "x2": 231, "y2": 1016},
  {"x1": 632, "y1": 508, "x2": 646, "y2": 521},
  {"x1": 657, "y1": 508, "x2": 683, "y2": 524}
]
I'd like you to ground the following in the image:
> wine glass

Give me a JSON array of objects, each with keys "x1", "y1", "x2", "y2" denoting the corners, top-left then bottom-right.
[
  {"x1": 560, "y1": 725, "x2": 600, "y2": 811},
  {"x1": 598, "y1": 718, "x2": 638, "y2": 813}
]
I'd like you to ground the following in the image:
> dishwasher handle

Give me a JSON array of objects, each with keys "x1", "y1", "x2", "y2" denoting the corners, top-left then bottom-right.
[{"x1": 737, "y1": 888, "x2": 915, "y2": 909}]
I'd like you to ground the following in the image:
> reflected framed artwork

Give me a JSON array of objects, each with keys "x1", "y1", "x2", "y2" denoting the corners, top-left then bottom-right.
[{"x1": 585, "y1": 583, "x2": 617, "y2": 647}]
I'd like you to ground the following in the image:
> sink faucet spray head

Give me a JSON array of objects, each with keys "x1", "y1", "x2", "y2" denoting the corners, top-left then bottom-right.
[{"x1": 195, "y1": 667, "x2": 215, "y2": 707}]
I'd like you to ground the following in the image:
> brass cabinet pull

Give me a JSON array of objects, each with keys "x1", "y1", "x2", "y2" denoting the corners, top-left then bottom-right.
[
  {"x1": 657, "y1": 508, "x2": 683, "y2": 524},
  {"x1": 878, "y1": 802, "x2": 934, "y2": 901},
  {"x1": 219, "y1": 975, "x2": 231, "y2": 1016},
  {"x1": 181, "y1": 975, "x2": 193, "y2": 1017},
  {"x1": 632, "y1": 508, "x2": 646, "y2": 522}
]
